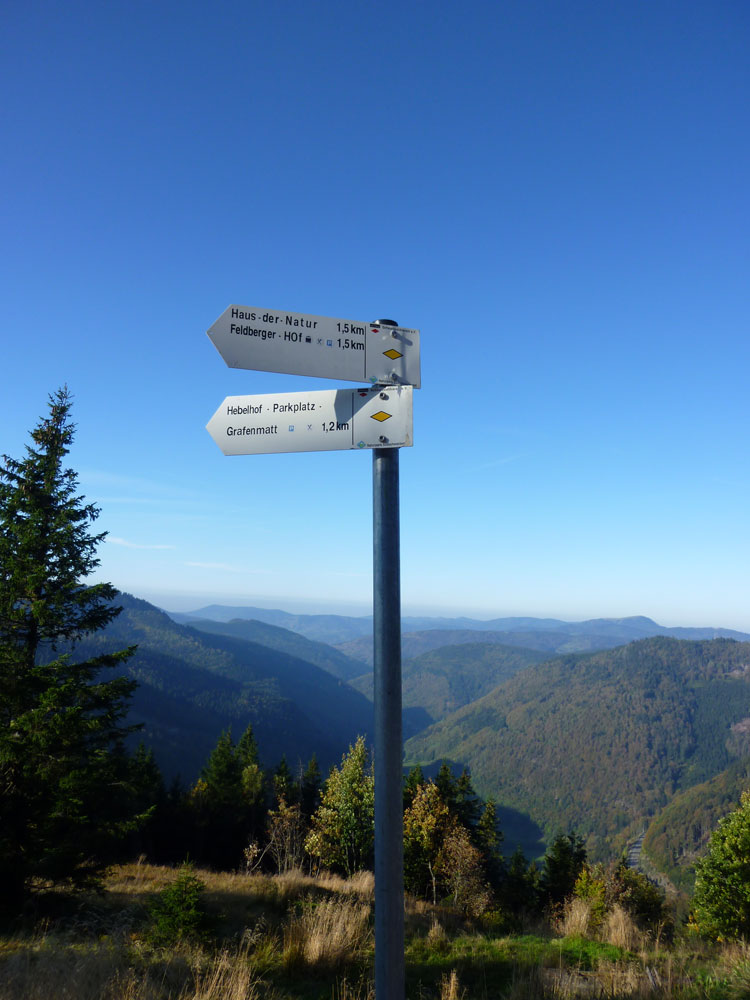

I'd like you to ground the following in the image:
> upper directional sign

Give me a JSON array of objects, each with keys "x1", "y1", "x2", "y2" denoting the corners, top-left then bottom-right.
[
  {"x1": 207, "y1": 306, "x2": 421, "y2": 388},
  {"x1": 207, "y1": 385, "x2": 413, "y2": 456}
]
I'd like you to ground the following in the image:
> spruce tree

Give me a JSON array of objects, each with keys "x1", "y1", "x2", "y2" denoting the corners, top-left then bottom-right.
[
  {"x1": 541, "y1": 832, "x2": 587, "y2": 907},
  {"x1": 0, "y1": 388, "x2": 139, "y2": 906},
  {"x1": 300, "y1": 753, "x2": 321, "y2": 821}
]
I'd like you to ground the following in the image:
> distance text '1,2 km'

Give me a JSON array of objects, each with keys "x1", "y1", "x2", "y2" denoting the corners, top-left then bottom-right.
[
  {"x1": 207, "y1": 306, "x2": 421, "y2": 388},
  {"x1": 206, "y1": 386, "x2": 413, "y2": 456}
]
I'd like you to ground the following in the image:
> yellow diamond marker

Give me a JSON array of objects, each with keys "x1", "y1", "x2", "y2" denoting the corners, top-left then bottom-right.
[
  {"x1": 370, "y1": 411, "x2": 392, "y2": 422},
  {"x1": 383, "y1": 348, "x2": 403, "y2": 361}
]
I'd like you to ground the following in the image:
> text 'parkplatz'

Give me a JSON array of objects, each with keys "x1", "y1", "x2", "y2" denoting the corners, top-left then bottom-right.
[{"x1": 207, "y1": 385, "x2": 413, "y2": 455}]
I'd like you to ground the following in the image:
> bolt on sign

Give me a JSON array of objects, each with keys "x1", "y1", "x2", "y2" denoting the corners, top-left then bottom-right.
[{"x1": 207, "y1": 306, "x2": 420, "y2": 388}]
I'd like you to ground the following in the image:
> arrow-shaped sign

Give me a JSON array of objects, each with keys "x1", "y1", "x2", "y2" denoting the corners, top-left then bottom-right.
[
  {"x1": 207, "y1": 306, "x2": 420, "y2": 388},
  {"x1": 206, "y1": 385, "x2": 413, "y2": 456}
]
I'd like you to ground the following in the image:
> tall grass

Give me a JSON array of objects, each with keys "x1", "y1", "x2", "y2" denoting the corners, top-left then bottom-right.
[
  {"x1": 0, "y1": 937, "x2": 262, "y2": 1000},
  {"x1": 282, "y1": 895, "x2": 371, "y2": 970}
]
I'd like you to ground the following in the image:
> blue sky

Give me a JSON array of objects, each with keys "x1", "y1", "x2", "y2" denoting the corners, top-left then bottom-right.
[{"x1": 2, "y1": 1, "x2": 748, "y2": 628}]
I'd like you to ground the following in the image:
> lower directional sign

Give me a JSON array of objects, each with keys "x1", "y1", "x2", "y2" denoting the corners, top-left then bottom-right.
[{"x1": 206, "y1": 385, "x2": 413, "y2": 455}]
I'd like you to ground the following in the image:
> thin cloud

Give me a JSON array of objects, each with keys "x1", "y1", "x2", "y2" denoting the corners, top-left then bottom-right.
[
  {"x1": 107, "y1": 537, "x2": 176, "y2": 550},
  {"x1": 470, "y1": 453, "x2": 527, "y2": 473},
  {"x1": 184, "y1": 562, "x2": 280, "y2": 575}
]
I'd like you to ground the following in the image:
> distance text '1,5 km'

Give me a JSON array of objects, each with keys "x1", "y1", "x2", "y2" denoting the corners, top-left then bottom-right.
[{"x1": 207, "y1": 306, "x2": 421, "y2": 388}]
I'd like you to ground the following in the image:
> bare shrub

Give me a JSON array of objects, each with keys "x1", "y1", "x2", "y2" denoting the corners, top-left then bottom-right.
[
  {"x1": 267, "y1": 797, "x2": 306, "y2": 873},
  {"x1": 283, "y1": 896, "x2": 372, "y2": 969}
]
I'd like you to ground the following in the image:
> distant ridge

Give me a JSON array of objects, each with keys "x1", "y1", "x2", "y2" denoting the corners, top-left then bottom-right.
[{"x1": 167, "y1": 605, "x2": 750, "y2": 656}]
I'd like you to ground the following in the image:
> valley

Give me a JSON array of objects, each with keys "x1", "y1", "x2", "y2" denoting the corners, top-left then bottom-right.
[{"x1": 88, "y1": 593, "x2": 750, "y2": 887}]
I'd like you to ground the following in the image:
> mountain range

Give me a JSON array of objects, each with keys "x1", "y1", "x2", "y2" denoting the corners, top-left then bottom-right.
[
  {"x1": 75, "y1": 594, "x2": 373, "y2": 780},
  {"x1": 172, "y1": 603, "x2": 750, "y2": 659},
  {"x1": 66, "y1": 594, "x2": 750, "y2": 883}
]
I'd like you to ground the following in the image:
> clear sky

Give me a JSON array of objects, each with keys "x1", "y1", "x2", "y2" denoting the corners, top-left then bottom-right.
[{"x1": 2, "y1": 1, "x2": 748, "y2": 629}]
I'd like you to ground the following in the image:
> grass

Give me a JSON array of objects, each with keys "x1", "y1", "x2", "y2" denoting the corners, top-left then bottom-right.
[{"x1": 0, "y1": 861, "x2": 742, "y2": 999}]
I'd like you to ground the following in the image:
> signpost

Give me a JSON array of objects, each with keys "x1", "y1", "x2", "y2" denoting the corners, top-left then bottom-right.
[
  {"x1": 208, "y1": 305, "x2": 420, "y2": 388},
  {"x1": 206, "y1": 386, "x2": 413, "y2": 455},
  {"x1": 206, "y1": 309, "x2": 415, "y2": 1000}
]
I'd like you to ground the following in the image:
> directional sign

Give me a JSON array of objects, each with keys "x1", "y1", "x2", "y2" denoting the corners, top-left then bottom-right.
[
  {"x1": 206, "y1": 385, "x2": 413, "y2": 456},
  {"x1": 207, "y1": 306, "x2": 420, "y2": 388}
]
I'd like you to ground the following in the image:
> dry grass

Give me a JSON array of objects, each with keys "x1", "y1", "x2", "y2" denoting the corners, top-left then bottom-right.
[
  {"x1": 282, "y1": 895, "x2": 372, "y2": 970},
  {"x1": 602, "y1": 904, "x2": 643, "y2": 951},
  {"x1": 555, "y1": 898, "x2": 592, "y2": 939},
  {"x1": 440, "y1": 969, "x2": 465, "y2": 999},
  {"x1": 426, "y1": 916, "x2": 449, "y2": 953},
  {"x1": 0, "y1": 936, "x2": 262, "y2": 1000},
  {"x1": 331, "y1": 976, "x2": 374, "y2": 999},
  {"x1": 3, "y1": 862, "x2": 745, "y2": 1000}
]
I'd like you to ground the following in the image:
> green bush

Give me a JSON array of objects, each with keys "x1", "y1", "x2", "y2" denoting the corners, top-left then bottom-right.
[
  {"x1": 147, "y1": 863, "x2": 212, "y2": 946},
  {"x1": 694, "y1": 790, "x2": 750, "y2": 940}
]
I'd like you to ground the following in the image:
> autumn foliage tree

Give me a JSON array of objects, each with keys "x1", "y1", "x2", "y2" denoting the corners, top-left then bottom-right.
[{"x1": 305, "y1": 736, "x2": 374, "y2": 877}]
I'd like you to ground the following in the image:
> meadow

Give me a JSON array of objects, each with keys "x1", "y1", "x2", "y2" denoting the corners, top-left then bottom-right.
[{"x1": 1, "y1": 861, "x2": 748, "y2": 1000}]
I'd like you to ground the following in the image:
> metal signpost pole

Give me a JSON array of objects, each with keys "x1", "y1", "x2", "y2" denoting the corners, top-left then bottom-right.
[
  {"x1": 206, "y1": 304, "x2": 417, "y2": 1000},
  {"x1": 371, "y1": 321, "x2": 405, "y2": 1000}
]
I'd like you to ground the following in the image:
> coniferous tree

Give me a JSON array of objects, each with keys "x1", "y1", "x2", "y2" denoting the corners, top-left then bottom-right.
[
  {"x1": 273, "y1": 755, "x2": 296, "y2": 805},
  {"x1": 191, "y1": 728, "x2": 245, "y2": 869},
  {"x1": 127, "y1": 743, "x2": 165, "y2": 859},
  {"x1": 477, "y1": 797, "x2": 505, "y2": 889},
  {"x1": 542, "y1": 832, "x2": 587, "y2": 907},
  {"x1": 200, "y1": 728, "x2": 241, "y2": 806},
  {"x1": 0, "y1": 388, "x2": 139, "y2": 906},
  {"x1": 300, "y1": 753, "x2": 321, "y2": 822},
  {"x1": 454, "y1": 767, "x2": 481, "y2": 831},
  {"x1": 403, "y1": 763, "x2": 425, "y2": 810},
  {"x1": 435, "y1": 761, "x2": 458, "y2": 814},
  {"x1": 499, "y1": 847, "x2": 542, "y2": 923},
  {"x1": 237, "y1": 724, "x2": 265, "y2": 842}
]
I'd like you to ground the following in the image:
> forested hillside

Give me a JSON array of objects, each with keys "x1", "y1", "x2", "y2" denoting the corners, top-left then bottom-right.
[
  {"x1": 406, "y1": 637, "x2": 750, "y2": 860},
  {"x1": 350, "y1": 642, "x2": 547, "y2": 725},
  {"x1": 643, "y1": 758, "x2": 750, "y2": 891},
  {"x1": 73, "y1": 594, "x2": 374, "y2": 780},
  {"x1": 183, "y1": 615, "x2": 368, "y2": 680}
]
